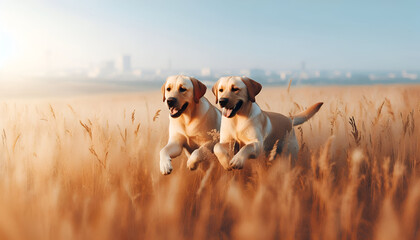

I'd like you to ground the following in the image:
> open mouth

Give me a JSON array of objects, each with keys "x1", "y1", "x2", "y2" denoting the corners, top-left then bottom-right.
[
  {"x1": 169, "y1": 102, "x2": 188, "y2": 118},
  {"x1": 222, "y1": 100, "x2": 243, "y2": 118}
]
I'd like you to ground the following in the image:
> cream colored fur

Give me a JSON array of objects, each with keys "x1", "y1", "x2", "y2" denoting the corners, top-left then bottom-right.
[
  {"x1": 212, "y1": 76, "x2": 323, "y2": 170},
  {"x1": 160, "y1": 75, "x2": 221, "y2": 175}
]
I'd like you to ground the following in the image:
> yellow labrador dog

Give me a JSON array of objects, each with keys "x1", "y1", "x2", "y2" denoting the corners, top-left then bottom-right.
[
  {"x1": 160, "y1": 75, "x2": 221, "y2": 175},
  {"x1": 212, "y1": 76, "x2": 323, "y2": 170}
]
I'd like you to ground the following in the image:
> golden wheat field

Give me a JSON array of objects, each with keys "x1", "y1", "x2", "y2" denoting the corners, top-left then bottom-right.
[{"x1": 0, "y1": 85, "x2": 419, "y2": 240}]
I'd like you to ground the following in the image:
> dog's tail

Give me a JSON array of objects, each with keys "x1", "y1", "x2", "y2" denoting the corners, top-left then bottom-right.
[{"x1": 291, "y1": 102, "x2": 323, "y2": 126}]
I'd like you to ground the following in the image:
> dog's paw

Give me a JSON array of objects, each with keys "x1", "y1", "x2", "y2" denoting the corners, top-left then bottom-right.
[
  {"x1": 187, "y1": 159, "x2": 198, "y2": 170},
  {"x1": 187, "y1": 150, "x2": 202, "y2": 171},
  {"x1": 229, "y1": 155, "x2": 245, "y2": 170},
  {"x1": 160, "y1": 159, "x2": 173, "y2": 175},
  {"x1": 214, "y1": 144, "x2": 232, "y2": 170},
  {"x1": 216, "y1": 156, "x2": 232, "y2": 171},
  {"x1": 221, "y1": 159, "x2": 233, "y2": 170},
  {"x1": 187, "y1": 156, "x2": 198, "y2": 171}
]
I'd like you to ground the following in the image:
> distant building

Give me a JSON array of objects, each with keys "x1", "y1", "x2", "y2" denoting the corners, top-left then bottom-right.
[
  {"x1": 132, "y1": 69, "x2": 142, "y2": 77},
  {"x1": 402, "y1": 70, "x2": 418, "y2": 80},
  {"x1": 369, "y1": 74, "x2": 377, "y2": 81},
  {"x1": 88, "y1": 60, "x2": 115, "y2": 78},
  {"x1": 103, "y1": 61, "x2": 115, "y2": 74},
  {"x1": 239, "y1": 69, "x2": 251, "y2": 77},
  {"x1": 299, "y1": 72, "x2": 309, "y2": 80},
  {"x1": 279, "y1": 71, "x2": 293, "y2": 81},
  {"x1": 345, "y1": 72, "x2": 352, "y2": 79},
  {"x1": 298, "y1": 61, "x2": 308, "y2": 82},
  {"x1": 333, "y1": 71, "x2": 342, "y2": 77},
  {"x1": 280, "y1": 72, "x2": 287, "y2": 80},
  {"x1": 116, "y1": 55, "x2": 131, "y2": 73},
  {"x1": 201, "y1": 68, "x2": 211, "y2": 77},
  {"x1": 250, "y1": 68, "x2": 265, "y2": 79}
]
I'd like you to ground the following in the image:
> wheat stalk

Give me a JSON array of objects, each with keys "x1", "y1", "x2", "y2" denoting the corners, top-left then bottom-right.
[
  {"x1": 384, "y1": 98, "x2": 395, "y2": 121},
  {"x1": 287, "y1": 78, "x2": 292, "y2": 94},
  {"x1": 134, "y1": 123, "x2": 141, "y2": 137},
  {"x1": 297, "y1": 126, "x2": 305, "y2": 149},
  {"x1": 131, "y1": 109, "x2": 136, "y2": 124},
  {"x1": 49, "y1": 104, "x2": 56, "y2": 120},
  {"x1": 196, "y1": 162, "x2": 215, "y2": 195},
  {"x1": 67, "y1": 104, "x2": 76, "y2": 116},
  {"x1": 268, "y1": 139, "x2": 280, "y2": 162},
  {"x1": 12, "y1": 133, "x2": 21, "y2": 153},
  {"x1": 372, "y1": 101, "x2": 385, "y2": 126},
  {"x1": 118, "y1": 125, "x2": 128, "y2": 145},
  {"x1": 89, "y1": 146, "x2": 106, "y2": 169},
  {"x1": 349, "y1": 116, "x2": 361, "y2": 145},
  {"x1": 153, "y1": 109, "x2": 161, "y2": 122},
  {"x1": 79, "y1": 120, "x2": 92, "y2": 140}
]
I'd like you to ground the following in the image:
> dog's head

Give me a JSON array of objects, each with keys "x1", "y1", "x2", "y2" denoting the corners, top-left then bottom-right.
[
  {"x1": 212, "y1": 76, "x2": 262, "y2": 118},
  {"x1": 161, "y1": 75, "x2": 207, "y2": 118}
]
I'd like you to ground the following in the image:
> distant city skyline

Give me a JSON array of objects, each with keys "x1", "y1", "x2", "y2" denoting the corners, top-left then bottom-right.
[
  {"x1": 1, "y1": 1, "x2": 420, "y2": 77},
  {"x1": 5, "y1": 51, "x2": 416, "y2": 84}
]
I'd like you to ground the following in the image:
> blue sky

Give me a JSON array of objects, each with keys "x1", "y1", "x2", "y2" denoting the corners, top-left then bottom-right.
[{"x1": 0, "y1": 0, "x2": 419, "y2": 74}]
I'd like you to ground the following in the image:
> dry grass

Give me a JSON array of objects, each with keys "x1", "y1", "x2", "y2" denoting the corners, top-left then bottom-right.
[{"x1": 0, "y1": 85, "x2": 419, "y2": 240}]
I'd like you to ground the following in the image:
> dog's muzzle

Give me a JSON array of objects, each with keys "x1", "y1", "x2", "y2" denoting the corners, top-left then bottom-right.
[
  {"x1": 219, "y1": 98, "x2": 229, "y2": 108},
  {"x1": 167, "y1": 97, "x2": 177, "y2": 108},
  {"x1": 167, "y1": 98, "x2": 188, "y2": 118},
  {"x1": 221, "y1": 100, "x2": 243, "y2": 118}
]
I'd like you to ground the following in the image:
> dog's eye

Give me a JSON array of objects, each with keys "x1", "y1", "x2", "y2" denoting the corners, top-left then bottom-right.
[
  {"x1": 179, "y1": 87, "x2": 187, "y2": 92},
  {"x1": 232, "y1": 87, "x2": 240, "y2": 92},
  {"x1": 166, "y1": 87, "x2": 171, "y2": 91},
  {"x1": 219, "y1": 89, "x2": 223, "y2": 92}
]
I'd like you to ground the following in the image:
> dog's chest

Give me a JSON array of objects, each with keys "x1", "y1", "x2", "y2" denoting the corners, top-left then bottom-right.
[
  {"x1": 223, "y1": 114, "x2": 270, "y2": 145},
  {"x1": 185, "y1": 127, "x2": 208, "y2": 144},
  {"x1": 182, "y1": 121, "x2": 211, "y2": 146},
  {"x1": 184, "y1": 136, "x2": 202, "y2": 151}
]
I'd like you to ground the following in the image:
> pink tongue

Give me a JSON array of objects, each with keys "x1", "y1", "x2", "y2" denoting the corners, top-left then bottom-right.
[
  {"x1": 171, "y1": 108, "x2": 178, "y2": 115},
  {"x1": 222, "y1": 108, "x2": 233, "y2": 117}
]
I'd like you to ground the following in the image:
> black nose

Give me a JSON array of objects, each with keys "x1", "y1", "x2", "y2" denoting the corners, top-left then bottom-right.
[
  {"x1": 219, "y1": 98, "x2": 229, "y2": 108},
  {"x1": 167, "y1": 97, "x2": 177, "y2": 107}
]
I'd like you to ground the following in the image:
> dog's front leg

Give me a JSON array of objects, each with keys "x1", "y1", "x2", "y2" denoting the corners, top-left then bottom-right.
[
  {"x1": 160, "y1": 136, "x2": 185, "y2": 175},
  {"x1": 187, "y1": 141, "x2": 214, "y2": 171},
  {"x1": 214, "y1": 142, "x2": 234, "y2": 170},
  {"x1": 229, "y1": 142, "x2": 261, "y2": 169}
]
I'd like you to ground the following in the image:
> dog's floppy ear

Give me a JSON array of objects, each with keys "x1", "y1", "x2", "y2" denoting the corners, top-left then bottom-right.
[
  {"x1": 161, "y1": 81, "x2": 166, "y2": 102},
  {"x1": 241, "y1": 76, "x2": 262, "y2": 102},
  {"x1": 190, "y1": 77, "x2": 207, "y2": 103},
  {"x1": 212, "y1": 79, "x2": 221, "y2": 104}
]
